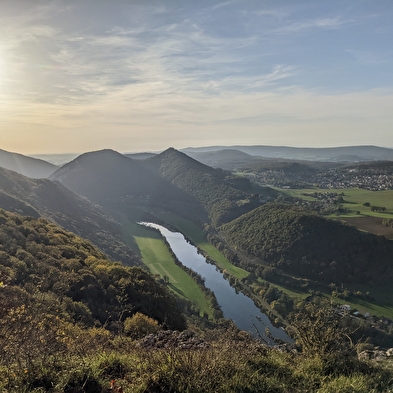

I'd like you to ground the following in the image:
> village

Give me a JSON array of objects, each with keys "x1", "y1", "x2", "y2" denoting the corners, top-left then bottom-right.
[{"x1": 249, "y1": 162, "x2": 393, "y2": 190}]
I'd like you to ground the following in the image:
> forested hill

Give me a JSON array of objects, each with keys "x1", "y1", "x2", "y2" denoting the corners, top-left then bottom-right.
[
  {"x1": 50, "y1": 149, "x2": 206, "y2": 223},
  {"x1": 0, "y1": 166, "x2": 140, "y2": 265},
  {"x1": 145, "y1": 148, "x2": 266, "y2": 225},
  {"x1": 221, "y1": 203, "x2": 393, "y2": 284},
  {"x1": 0, "y1": 209, "x2": 185, "y2": 331}
]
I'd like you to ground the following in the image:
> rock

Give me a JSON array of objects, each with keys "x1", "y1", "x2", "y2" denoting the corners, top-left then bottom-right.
[
  {"x1": 358, "y1": 350, "x2": 388, "y2": 361},
  {"x1": 138, "y1": 329, "x2": 210, "y2": 350}
]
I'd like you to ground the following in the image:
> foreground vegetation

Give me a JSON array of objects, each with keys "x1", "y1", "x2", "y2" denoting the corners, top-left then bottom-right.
[{"x1": 3, "y1": 297, "x2": 393, "y2": 393}]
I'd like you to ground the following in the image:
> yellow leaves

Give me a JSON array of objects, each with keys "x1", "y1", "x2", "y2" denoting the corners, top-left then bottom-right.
[{"x1": 123, "y1": 312, "x2": 160, "y2": 339}]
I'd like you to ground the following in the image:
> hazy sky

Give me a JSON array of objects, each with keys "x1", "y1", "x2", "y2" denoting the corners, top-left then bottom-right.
[{"x1": 0, "y1": 0, "x2": 392, "y2": 154}]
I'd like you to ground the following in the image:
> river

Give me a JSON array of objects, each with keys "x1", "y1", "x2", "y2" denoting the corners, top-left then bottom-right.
[{"x1": 139, "y1": 222, "x2": 291, "y2": 344}]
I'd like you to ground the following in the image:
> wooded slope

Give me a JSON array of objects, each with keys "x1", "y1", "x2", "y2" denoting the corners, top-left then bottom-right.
[
  {"x1": 0, "y1": 209, "x2": 185, "y2": 330},
  {"x1": 221, "y1": 203, "x2": 393, "y2": 284}
]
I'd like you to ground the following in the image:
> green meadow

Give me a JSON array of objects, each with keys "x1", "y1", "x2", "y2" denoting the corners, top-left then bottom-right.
[
  {"x1": 121, "y1": 219, "x2": 214, "y2": 318},
  {"x1": 278, "y1": 187, "x2": 393, "y2": 218},
  {"x1": 149, "y1": 210, "x2": 249, "y2": 279}
]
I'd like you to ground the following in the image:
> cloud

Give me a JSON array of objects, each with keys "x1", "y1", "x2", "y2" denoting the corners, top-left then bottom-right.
[
  {"x1": 275, "y1": 16, "x2": 353, "y2": 33},
  {"x1": 346, "y1": 49, "x2": 386, "y2": 65},
  {"x1": 0, "y1": 0, "x2": 392, "y2": 153},
  {"x1": 254, "y1": 9, "x2": 289, "y2": 19}
]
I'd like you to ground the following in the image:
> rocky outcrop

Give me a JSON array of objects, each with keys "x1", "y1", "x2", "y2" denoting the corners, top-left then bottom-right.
[
  {"x1": 358, "y1": 348, "x2": 393, "y2": 362},
  {"x1": 138, "y1": 330, "x2": 209, "y2": 350}
]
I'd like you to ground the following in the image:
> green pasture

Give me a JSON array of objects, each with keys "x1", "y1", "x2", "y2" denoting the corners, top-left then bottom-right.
[
  {"x1": 278, "y1": 187, "x2": 393, "y2": 218},
  {"x1": 149, "y1": 210, "x2": 249, "y2": 279},
  {"x1": 121, "y1": 220, "x2": 214, "y2": 318},
  {"x1": 341, "y1": 284, "x2": 393, "y2": 320},
  {"x1": 262, "y1": 276, "x2": 393, "y2": 320}
]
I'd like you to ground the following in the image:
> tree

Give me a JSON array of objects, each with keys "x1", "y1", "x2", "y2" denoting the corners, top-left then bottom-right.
[{"x1": 289, "y1": 297, "x2": 353, "y2": 359}]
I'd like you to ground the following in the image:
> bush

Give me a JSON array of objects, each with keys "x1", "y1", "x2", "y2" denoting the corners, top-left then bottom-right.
[{"x1": 123, "y1": 312, "x2": 160, "y2": 339}]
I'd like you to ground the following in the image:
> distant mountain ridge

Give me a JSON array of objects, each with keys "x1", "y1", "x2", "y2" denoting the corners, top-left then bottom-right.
[
  {"x1": 181, "y1": 145, "x2": 393, "y2": 163},
  {"x1": 0, "y1": 148, "x2": 58, "y2": 178}
]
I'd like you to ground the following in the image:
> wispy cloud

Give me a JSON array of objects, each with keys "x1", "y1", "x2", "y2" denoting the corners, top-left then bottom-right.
[
  {"x1": 0, "y1": 0, "x2": 392, "y2": 153},
  {"x1": 275, "y1": 16, "x2": 353, "y2": 33},
  {"x1": 346, "y1": 49, "x2": 386, "y2": 65},
  {"x1": 254, "y1": 9, "x2": 289, "y2": 19}
]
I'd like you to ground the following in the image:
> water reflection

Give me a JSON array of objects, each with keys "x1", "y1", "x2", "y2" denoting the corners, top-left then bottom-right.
[{"x1": 139, "y1": 222, "x2": 291, "y2": 344}]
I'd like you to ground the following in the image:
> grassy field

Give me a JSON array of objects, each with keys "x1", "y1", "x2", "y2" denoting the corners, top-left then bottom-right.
[
  {"x1": 121, "y1": 219, "x2": 214, "y2": 318},
  {"x1": 278, "y1": 187, "x2": 393, "y2": 217},
  {"x1": 277, "y1": 187, "x2": 393, "y2": 238},
  {"x1": 149, "y1": 210, "x2": 249, "y2": 279}
]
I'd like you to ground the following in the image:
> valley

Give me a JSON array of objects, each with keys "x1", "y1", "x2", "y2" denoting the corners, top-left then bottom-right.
[{"x1": 2, "y1": 145, "x2": 393, "y2": 391}]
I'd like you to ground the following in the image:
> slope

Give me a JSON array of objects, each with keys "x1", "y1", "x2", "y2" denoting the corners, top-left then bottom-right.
[
  {"x1": 184, "y1": 149, "x2": 261, "y2": 170},
  {"x1": 0, "y1": 209, "x2": 185, "y2": 330},
  {"x1": 145, "y1": 148, "x2": 264, "y2": 226},
  {"x1": 0, "y1": 148, "x2": 58, "y2": 178},
  {"x1": 50, "y1": 149, "x2": 206, "y2": 223},
  {"x1": 0, "y1": 166, "x2": 139, "y2": 265},
  {"x1": 221, "y1": 202, "x2": 393, "y2": 285}
]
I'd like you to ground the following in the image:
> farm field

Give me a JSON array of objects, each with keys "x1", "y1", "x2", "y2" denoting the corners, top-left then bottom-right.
[
  {"x1": 277, "y1": 187, "x2": 393, "y2": 238},
  {"x1": 121, "y1": 219, "x2": 214, "y2": 318}
]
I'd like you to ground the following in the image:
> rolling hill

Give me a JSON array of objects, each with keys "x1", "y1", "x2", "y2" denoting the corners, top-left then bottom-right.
[
  {"x1": 0, "y1": 148, "x2": 58, "y2": 178},
  {"x1": 50, "y1": 148, "x2": 276, "y2": 226},
  {"x1": 221, "y1": 202, "x2": 393, "y2": 285},
  {"x1": 145, "y1": 148, "x2": 268, "y2": 225},
  {"x1": 50, "y1": 149, "x2": 207, "y2": 223},
  {"x1": 182, "y1": 145, "x2": 393, "y2": 163}
]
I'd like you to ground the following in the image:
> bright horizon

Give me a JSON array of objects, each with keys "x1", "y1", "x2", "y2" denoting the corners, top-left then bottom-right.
[{"x1": 1, "y1": 0, "x2": 392, "y2": 155}]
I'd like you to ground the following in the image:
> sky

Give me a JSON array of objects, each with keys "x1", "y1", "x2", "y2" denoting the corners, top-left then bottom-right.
[{"x1": 0, "y1": 0, "x2": 392, "y2": 155}]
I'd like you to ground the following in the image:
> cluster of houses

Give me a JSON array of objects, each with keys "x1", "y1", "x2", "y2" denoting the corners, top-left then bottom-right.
[
  {"x1": 249, "y1": 164, "x2": 393, "y2": 191},
  {"x1": 338, "y1": 304, "x2": 393, "y2": 332}
]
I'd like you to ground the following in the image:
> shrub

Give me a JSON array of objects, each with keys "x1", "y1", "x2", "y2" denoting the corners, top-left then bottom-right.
[{"x1": 123, "y1": 312, "x2": 160, "y2": 339}]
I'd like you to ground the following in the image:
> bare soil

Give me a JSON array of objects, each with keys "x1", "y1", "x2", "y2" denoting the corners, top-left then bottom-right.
[{"x1": 339, "y1": 216, "x2": 393, "y2": 239}]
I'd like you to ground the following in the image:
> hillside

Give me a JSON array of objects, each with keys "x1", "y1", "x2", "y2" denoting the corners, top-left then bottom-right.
[
  {"x1": 0, "y1": 148, "x2": 58, "y2": 178},
  {"x1": 50, "y1": 149, "x2": 206, "y2": 223},
  {"x1": 184, "y1": 149, "x2": 261, "y2": 170},
  {"x1": 145, "y1": 148, "x2": 267, "y2": 225},
  {"x1": 0, "y1": 166, "x2": 140, "y2": 265},
  {"x1": 0, "y1": 209, "x2": 185, "y2": 332},
  {"x1": 221, "y1": 202, "x2": 393, "y2": 284}
]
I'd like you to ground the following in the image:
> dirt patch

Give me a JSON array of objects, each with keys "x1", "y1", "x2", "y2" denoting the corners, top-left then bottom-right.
[{"x1": 340, "y1": 216, "x2": 393, "y2": 239}]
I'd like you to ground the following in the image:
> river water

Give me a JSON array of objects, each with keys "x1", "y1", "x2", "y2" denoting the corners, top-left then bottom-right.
[{"x1": 139, "y1": 222, "x2": 291, "y2": 344}]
